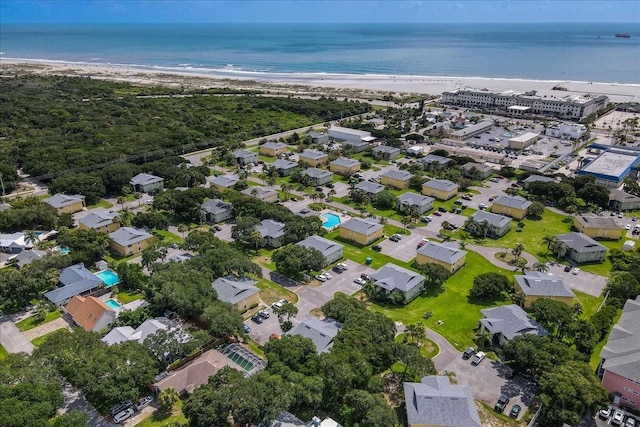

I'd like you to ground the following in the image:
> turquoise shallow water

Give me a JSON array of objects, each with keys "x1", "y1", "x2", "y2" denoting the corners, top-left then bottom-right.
[
  {"x1": 95, "y1": 270, "x2": 120, "y2": 287},
  {"x1": 1, "y1": 23, "x2": 639, "y2": 83},
  {"x1": 105, "y1": 299, "x2": 122, "y2": 310},
  {"x1": 322, "y1": 212, "x2": 341, "y2": 229}
]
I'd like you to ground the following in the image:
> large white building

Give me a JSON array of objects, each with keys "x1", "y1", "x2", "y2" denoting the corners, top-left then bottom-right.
[
  {"x1": 545, "y1": 122, "x2": 588, "y2": 139},
  {"x1": 442, "y1": 89, "x2": 609, "y2": 120},
  {"x1": 327, "y1": 126, "x2": 375, "y2": 144}
]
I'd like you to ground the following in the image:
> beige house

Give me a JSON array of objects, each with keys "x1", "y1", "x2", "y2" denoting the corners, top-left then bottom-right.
[
  {"x1": 574, "y1": 215, "x2": 624, "y2": 240},
  {"x1": 64, "y1": 295, "x2": 117, "y2": 332},
  {"x1": 299, "y1": 149, "x2": 329, "y2": 167},
  {"x1": 491, "y1": 195, "x2": 532, "y2": 220},
  {"x1": 338, "y1": 218, "x2": 383, "y2": 246},
  {"x1": 380, "y1": 169, "x2": 413, "y2": 189},
  {"x1": 329, "y1": 157, "x2": 361, "y2": 176},
  {"x1": 259, "y1": 141, "x2": 288, "y2": 157},
  {"x1": 78, "y1": 211, "x2": 120, "y2": 234},
  {"x1": 108, "y1": 227, "x2": 154, "y2": 256},
  {"x1": 515, "y1": 272, "x2": 576, "y2": 307},
  {"x1": 422, "y1": 179, "x2": 459, "y2": 201},
  {"x1": 212, "y1": 276, "x2": 260, "y2": 311},
  {"x1": 241, "y1": 186, "x2": 279, "y2": 203},
  {"x1": 44, "y1": 194, "x2": 86, "y2": 214},
  {"x1": 416, "y1": 241, "x2": 467, "y2": 273}
]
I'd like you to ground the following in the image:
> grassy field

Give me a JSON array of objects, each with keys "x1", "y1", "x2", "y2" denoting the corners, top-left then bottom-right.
[
  {"x1": 154, "y1": 229, "x2": 183, "y2": 245},
  {"x1": 117, "y1": 292, "x2": 143, "y2": 304},
  {"x1": 15, "y1": 310, "x2": 61, "y2": 332},
  {"x1": 395, "y1": 333, "x2": 439, "y2": 359},
  {"x1": 574, "y1": 290, "x2": 604, "y2": 319},
  {"x1": 372, "y1": 251, "x2": 516, "y2": 350},
  {"x1": 87, "y1": 199, "x2": 114, "y2": 209},
  {"x1": 136, "y1": 401, "x2": 188, "y2": 427},
  {"x1": 31, "y1": 329, "x2": 69, "y2": 348},
  {"x1": 325, "y1": 230, "x2": 415, "y2": 271},
  {"x1": 254, "y1": 277, "x2": 298, "y2": 305},
  {"x1": 0, "y1": 344, "x2": 8, "y2": 361}
]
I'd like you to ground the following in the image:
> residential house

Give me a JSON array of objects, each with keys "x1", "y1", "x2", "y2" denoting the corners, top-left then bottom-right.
[
  {"x1": 354, "y1": 181, "x2": 385, "y2": 200},
  {"x1": 78, "y1": 210, "x2": 120, "y2": 233},
  {"x1": 479, "y1": 304, "x2": 548, "y2": 346},
  {"x1": 108, "y1": 227, "x2": 154, "y2": 256},
  {"x1": 468, "y1": 211, "x2": 512, "y2": 238},
  {"x1": 416, "y1": 241, "x2": 467, "y2": 273},
  {"x1": 598, "y1": 297, "x2": 640, "y2": 411},
  {"x1": 302, "y1": 168, "x2": 334, "y2": 186},
  {"x1": 380, "y1": 169, "x2": 414, "y2": 189},
  {"x1": 44, "y1": 194, "x2": 86, "y2": 214},
  {"x1": 0, "y1": 233, "x2": 28, "y2": 254},
  {"x1": 257, "y1": 219, "x2": 286, "y2": 248},
  {"x1": 232, "y1": 149, "x2": 258, "y2": 166},
  {"x1": 270, "y1": 413, "x2": 342, "y2": 427},
  {"x1": 212, "y1": 276, "x2": 260, "y2": 311},
  {"x1": 329, "y1": 157, "x2": 361, "y2": 176},
  {"x1": 523, "y1": 174, "x2": 554, "y2": 189},
  {"x1": 64, "y1": 295, "x2": 117, "y2": 332},
  {"x1": 260, "y1": 141, "x2": 288, "y2": 157},
  {"x1": 396, "y1": 192, "x2": 434, "y2": 215},
  {"x1": 491, "y1": 195, "x2": 532, "y2": 220},
  {"x1": 514, "y1": 271, "x2": 576, "y2": 307},
  {"x1": 296, "y1": 235, "x2": 344, "y2": 267},
  {"x1": 574, "y1": 215, "x2": 624, "y2": 240},
  {"x1": 271, "y1": 159, "x2": 299, "y2": 176},
  {"x1": 370, "y1": 263, "x2": 425, "y2": 304},
  {"x1": 207, "y1": 174, "x2": 239, "y2": 190},
  {"x1": 340, "y1": 139, "x2": 370, "y2": 153},
  {"x1": 129, "y1": 173, "x2": 164, "y2": 193},
  {"x1": 44, "y1": 263, "x2": 104, "y2": 306},
  {"x1": 102, "y1": 317, "x2": 181, "y2": 346},
  {"x1": 200, "y1": 199, "x2": 233, "y2": 223},
  {"x1": 286, "y1": 317, "x2": 341, "y2": 353},
  {"x1": 609, "y1": 189, "x2": 640, "y2": 212},
  {"x1": 419, "y1": 154, "x2": 452, "y2": 171},
  {"x1": 241, "y1": 186, "x2": 279, "y2": 203},
  {"x1": 403, "y1": 375, "x2": 482, "y2": 427},
  {"x1": 308, "y1": 131, "x2": 329, "y2": 145},
  {"x1": 372, "y1": 145, "x2": 401, "y2": 160},
  {"x1": 299, "y1": 149, "x2": 329, "y2": 167},
  {"x1": 338, "y1": 218, "x2": 383, "y2": 245},
  {"x1": 422, "y1": 179, "x2": 459, "y2": 201},
  {"x1": 152, "y1": 349, "x2": 244, "y2": 395},
  {"x1": 556, "y1": 232, "x2": 608, "y2": 263},
  {"x1": 10, "y1": 248, "x2": 46, "y2": 267},
  {"x1": 461, "y1": 162, "x2": 493, "y2": 179}
]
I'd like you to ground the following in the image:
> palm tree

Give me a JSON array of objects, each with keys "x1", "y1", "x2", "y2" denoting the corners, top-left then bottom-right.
[
  {"x1": 406, "y1": 322, "x2": 426, "y2": 345},
  {"x1": 24, "y1": 230, "x2": 40, "y2": 248},
  {"x1": 401, "y1": 216, "x2": 412, "y2": 230},
  {"x1": 459, "y1": 241, "x2": 467, "y2": 250},
  {"x1": 118, "y1": 208, "x2": 133, "y2": 227},
  {"x1": 532, "y1": 262, "x2": 549, "y2": 273},
  {"x1": 158, "y1": 387, "x2": 179, "y2": 412},
  {"x1": 553, "y1": 241, "x2": 569, "y2": 261},
  {"x1": 362, "y1": 280, "x2": 377, "y2": 301},
  {"x1": 281, "y1": 183, "x2": 293, "y2": 200},
  {"x1": 513, "y1": 258, "x2": 528, "y2": 274},
  {"x1": 117, "y1": 196, "x2": 126, "y2": 209},
  {"x1": 133, "y1": 192, "x2": 142, "y2": 206},
  {"x1": 511, "y1": 243, "x2": 524, "y2": 260},
  {"x1": 177, "y1": 224, "x2": 189, "y2": 238},
  {"x1": 476, "y1": 327, "x2": 493, "y2": 350},
  {"x1": 541, "y1": 235, "x2": 557, "y2": 254}
]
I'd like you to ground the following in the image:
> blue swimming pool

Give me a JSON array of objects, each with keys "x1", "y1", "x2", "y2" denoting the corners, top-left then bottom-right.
[
  {"x1": 105, "y1": 299, "x2": 123, "y2": 310},
  {"x1": 95, "y1": 269, "x2": 120, "y2": 287},
  {"x1": 322, "y1": 212, "x2": 341, "y2": 229}
]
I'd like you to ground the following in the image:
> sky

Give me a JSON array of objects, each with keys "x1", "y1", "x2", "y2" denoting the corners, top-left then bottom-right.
[{"x1": 1, "y1": 0, "x2": 639, "y2": 23}]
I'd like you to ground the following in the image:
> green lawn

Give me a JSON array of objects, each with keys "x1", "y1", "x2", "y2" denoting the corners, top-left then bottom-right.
[
  {"x1": 117, "y1": 292, "x2": 143, "y2": 304},
  {"x1": 136, "y1": 401, "x2": 188, "y2": 427},
  {"x1": 574, "y1": 290, "x2": 604, "y2": 319},
  {"x1": 87, "y1": 199, "x2": 114, "y2": 209},
  {"x1": 154, "y1": 229, "x2": 183, "y2": 244},
  {"x1": 15, "y1": 310, "x2": 61, "y2": 332},
  {"x1": 0, "y1": 344, "x2": 8, "y2": 361},
  {"x1": 254, "y1": 277, "x2": 298, "y2": 305},
  {"x1": 31, "y1": 329, "x2": 69, "y2": 348},
  {"x1": 395, "y1": 333, "x2": 439, "y2": 359},
  {"x1": 371, "y1": 251, "x2": 516, "y2": 350}
]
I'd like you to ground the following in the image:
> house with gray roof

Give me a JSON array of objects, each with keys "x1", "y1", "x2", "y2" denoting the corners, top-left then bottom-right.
[
  {"x1": 515, "y1": 271, "x2": 576, "y2": 307},
  {"x1": 207, "y1": 174, "x2": 239, "y2": 190},
  {"x1": 468, "y1": 210, "x2": 512, "y2": 238},
  {"x1": 461, "y1": 162, "x2": 493, "y2": 179},
  {"x1": 299, "y1": 149, "x2": 329, "y2": 166},
  {"x1": 78, "y1": 210, "x2": 119, "y2": 233},
  {"x1": 0, "y1": 233, "x2": 28, "y2": 254},
  {"x1": 523, "y1": 174, "x2": 554, "y2": 189},
  {"x1": 340, "y1": 139, "x2": 370, "y2": 153},
  {"x1": 130, "y1": 173, "x2": 164, "y2": 193},
  {"x1": 302, "y1": 168, "x2": 334, "y2": 186},
  {"x1": 598, "y1": 297, "x2": 640, "y2": 411},
  {"x1": 403, "y1": 375, "x2": 482, "y2": 427},
  {"x1": 296, "y1": 235, "x2": 343, "y2": 267},
  {"x1": 422, "y1": 179, "x2": 459, "y2": 200},
  {"x1": 44, "y1": 194, "x2": 86, "y2": 214},
  {"x1": 286, "y1": 317, "x2": 342, "y2": 353},
  {"x1": 338, "y1": 217, "x2": 383, "y2": 245},
  {"x1": 259, "y1": 141, "x2": 288, "y2": 157},
  {"x1": 419, "y1": 154, "x2": 452, "y2": 170},
  {"x1": 416, "y1": 241, "x2": 467, "y2": 273},
  {"x1": 257, "y1": 219, "x2": 286, "y2": 248},
  {"x1": 396, "y1": 192, "x2": 434, "y2": 215},
  {"x1": 491, "y1": 195, "x2": 532, "y2": 219},
  {"x1": 556, "y1": 232, "x2": 607, "y2": 263},
  {"x1": 329, "y1": 157, "x2": 361, "y2": 176},
  {"x1": 271, "y1": 159, "x2": 299, "y2": 176},
  {"x1": 201, "y1": 199, "x2": 233, "y2": 223},
  {"x1": 102, "y1": 317, "x2": 184, "y2": 346},
  {"x1": 372, "y1": 145, "x2": 401, "y2": 160},
  {"x1": 232, "y1": 149, "x2": 258, "y2": 166},
  {"x1": 10, "y1": 248, "x2": 47, "y2": 268},
  {"x1": 241, "y1": 186, "x2": 279, "y2": 203},
  {"x1": 212, "y1": 276, "x2": 260, "y2": 310},
  {"x1": 44, "y1": 263, "x2": 104, "y2": 306},
  {"x1": 480, "y1": 304, "x2": 548, "y2": 346},
  {"x1": 380, "y1": 169, "x2": 414, "y2": 189},
  {"x1": 370, "y1": 263, "x2": 425, "y2": 304},
  {"x1": 308, "y1": 131, "x2": 329, "y2": 145},
  {"x1": 609, "y1": 189, "x2": 640, "y2": 212},
  {"x1": 108, "y1": 227, "x2": 154, "y2": 256},
  {"x1": 354, "y1": 181, "x2": 385, "y2": 200}
]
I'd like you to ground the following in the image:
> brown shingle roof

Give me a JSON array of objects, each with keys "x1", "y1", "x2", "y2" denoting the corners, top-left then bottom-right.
[{"x1": 64, "y1": 296, "x2": 114, "y2": 331}]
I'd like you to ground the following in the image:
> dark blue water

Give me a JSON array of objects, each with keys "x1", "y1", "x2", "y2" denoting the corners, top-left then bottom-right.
[{"x1": 1, "y1": 23, "x2": 639, "y2": 83}]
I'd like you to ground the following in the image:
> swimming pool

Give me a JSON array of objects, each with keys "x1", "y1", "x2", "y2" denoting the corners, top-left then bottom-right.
[
  {"x1": 322, "y1": 212, "x2": 341, "y2": 229},
  {"x1": 95, "y1": 269, "x2": 121, "y2": 287},
  {"x1": 105, "y1": 299, "x2": 123, "y2": 310}
]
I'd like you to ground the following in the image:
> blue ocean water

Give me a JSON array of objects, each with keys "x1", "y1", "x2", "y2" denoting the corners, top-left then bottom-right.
[{"x1": 1, "y1": 23, "x2": 639, "y2": 83}]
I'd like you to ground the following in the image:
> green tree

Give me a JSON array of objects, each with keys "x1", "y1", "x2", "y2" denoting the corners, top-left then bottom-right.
[
  {"x1": 526, "y1": 201, "x2": 545, "y2": 219},
  {"x1": 50, "y1": 410, "x2": 89, "y2": 427},
  {"x1": 530, "y1": 299, "x2": 574, "y2": 340},
  {"x1": 321, "y1": 294, "x2": 367, "y2": 323},
  {"x1": 158, "y1": 387, "x2": 179, "y2": 412},
  {"x1": 273, "y1": 244, "x2": 324, "y2": 279},
  {"x1": 416, "y1": 263, "x2": 450, "y2": 291},
  {"x1": 605, "y1": 271, "x2": 640, "y2": 308},
  {"x1": 405, "y1": 322, "x2": 426, "y2": 345},
  {"x1": 231, "y1": 216, "x2": 260, "y2": 247},
  {"x1": 468, "y1": 272, "x2": 512, "y2": 300},
  {"x1": 202, "y1": 301, "x2": 244, "y2": 338},
  {"x1": 373, "y1": 190, "x2": 397, "y2": 210},
  {"x1": 340, "y1": 390, "x2": 399, "y2": 427},
  {"x1": 273, "y1": 303, "x2": 299, "y2": 332}
]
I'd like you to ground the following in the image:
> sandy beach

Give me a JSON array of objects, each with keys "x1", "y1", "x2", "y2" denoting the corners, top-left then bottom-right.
[{"x1": 2, "y1": 58, "x2": 639, "y2": 103}]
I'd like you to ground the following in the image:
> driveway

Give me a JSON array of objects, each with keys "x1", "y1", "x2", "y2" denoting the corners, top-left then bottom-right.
[
  {"x1": 0, "y1": 319, "x2": 34, "y2": 354},
  {"x1": 213, "y1": 223, "x2": 235, "y2": 243},
  {"x1": 546, "y1": 262, "x2": 607, "y2": 297},
  {"x1": 377, "y1": 233, "x2": 424, "y2": 262},
  {"x1": 59, "y1": 381, "x2": 114, "y2": 427},
  {"x1": 22, "y1": 317, "x2": 72, "y2": 341},
  {"x1": 441, "y1": 356, "x2": 537, "y2": 420}
]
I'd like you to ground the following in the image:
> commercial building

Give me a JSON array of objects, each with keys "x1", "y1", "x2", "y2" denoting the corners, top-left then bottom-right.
[
  {"x1": 508, "y1": 132, "x2": 540, "y2": 150},
  {"x1": 370, "y1": 263, "x2": 425, "y2": 304},
  {"x1": 129, "y1": 173, "x2": 164, "y2": 193},
  {"x1": 259, "y1": 141, "x2": 288, "y2": 157},
  {"x1": 339, "y1": 218, "x2": 383, "y2": 245},
  {"x1": 598, "y1": 297, "x2": 640, "y2": 411},
  {"x1": 329, "y1": 157, "x2": 361, "y2": 176},
  {"x1": 296, "y1": 235, "x2": 344, "y2": 267},
  {"x1": 545, "y1": 122, "x2": 588, "y2": 139},
  {"x1": 380, "y1": 169, "x2": 413, "y2": 189},
  {"x1": 416, "y1": 241, "x2": 467, "y2": 273},
  {"x1": 491, "y1": 195, "x2": 532, "y2": 220},
  {"x1": 308, "y1": 131, "x2": 329, "y2": 144},
  {"x1": 479, "y1": 304, "x2": 548, "y2": 346},
  {"x1": 574, "y1": 215, "x2": 624, "y2": 240},
  {"x1": 299, "y1": 149, "x2": 329, "y2": 167},
  {"x1": 108, "y1": 227, "x2": 153, "y2": 256},
  {"x1": 328, "y1": 126, "x2": 374, "y2": 144},
  {"x1": 556, "y1": 232, "x2": 608, "y2": 264},
  {"x1": 422, "y1": 179, "x2": 459, "y2": 201},
  {"x1": 514, "y1": 272, "x2": 576, "y2": 307},
  {"x1": 447, "y1": 120, "x2": 494, "y2": 141},
  {"x1": 442, "y1": 88, "x2": 609, "y2": 120},
  {"x1": 577, "y1": 147, "x2": 640, "y2": 188}
]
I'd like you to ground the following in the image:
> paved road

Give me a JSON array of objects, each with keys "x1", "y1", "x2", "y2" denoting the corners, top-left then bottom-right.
[
  {"x1": 425, "y1": 328, "x2": 461, "y2": 372},
  {"x1": 0, "y1": 319, "x2": 34, "y2": 354}
]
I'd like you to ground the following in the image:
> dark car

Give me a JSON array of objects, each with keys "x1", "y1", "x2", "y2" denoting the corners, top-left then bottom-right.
[
  {"x1": 509, "y1": 404, "x2": 521, "y2": 419},
  {"x1": 109, "y1": 401, "x2": 133, "y2": 416},
  {"x1": 462, "y1": 347, "x2": 475, "y2": 359},
  {"x1": 361, "y1": 273, "x2": 370, "y2": 281},
  {"x1": 438, "y1": 207, "x2": 447, "y2": 212},
  {"x1": 564, "y1": 265, "x2": 572, "y2": 272},
  {"x1": 494, "y1": 396, "x2": 510, "y2": 413},
  {"x1": 453, "y1": 200, "x2": 463, "y2": 205},
  {"x1": 251, "y1": 314, "x2": 264, "y2": 324},
  {"x1": 315, "y1": 186, "x2": 324, "y2": 192},
  {"x1": 389, "y1": 235, "x2": 401, "y2": 242},
  {"x1": 372, "y1": 245, "x2": 382, "y2": 252}
]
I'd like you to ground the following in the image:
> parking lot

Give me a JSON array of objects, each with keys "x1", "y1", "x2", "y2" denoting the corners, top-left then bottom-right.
[
  {"x1": 546, "y1": 262, "x2": 607, "y2": 297},
  {"x1": 376, "y1": 232, "x2": 426, "y2": 262},
  {"x1": 594, "y1": 406, "x2": 638, "y2": 427}
]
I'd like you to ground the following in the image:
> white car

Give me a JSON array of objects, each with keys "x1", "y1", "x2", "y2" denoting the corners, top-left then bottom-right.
[
  {"x1": 626, "y1": 224, "x2": 631, "y2": 230},
  {"x1": 336, "y1": 263, "x2": 348, "y2": 270},
  {"x1": 612, "y1": 410, "x2": 625, "y2": 426},
  {"x1": 114, "y1": 408, "x2": 134, "y2": 424},
  {"x1": 471, "y1": 351, "x2": 486, "y2": 365},
  {"x1": 135, "y1": 396, "x2": 153, "y2": 410},
  {"x1": 315, "y1": 274, "x2": 328, "y2": 282},
  {"x1": 572, "y1": 267, "x2": 580, "y2": 275},
  {"x1": 354, "y1": 277, "x2": 366, "y2": 285}
]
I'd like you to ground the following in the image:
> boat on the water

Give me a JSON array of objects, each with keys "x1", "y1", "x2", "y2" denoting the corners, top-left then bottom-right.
[{"x1": 615, "y1": 33, "x2": 631, "y2": 38}]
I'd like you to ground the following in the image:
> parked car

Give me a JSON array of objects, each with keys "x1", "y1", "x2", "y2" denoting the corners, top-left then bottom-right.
[
  {"x1": 453, "y1": 200, "x2": 463, "y2": 205},
  {"x1": 392, "y1": 233, "x2": 402, "y2": 240},
  {"x1": 110, "y1": 401, "x2": 133, "y2": 416},
  {"x1": 360, "y1": 273, "x2": 370, "y2": 280},
  {"x1": 114, "y1": 408, "x2": 135, "y2": 424},
  {"x1": 420, "y1": 216, "x2": 431, "y2": 223},
  {"x1": 332, "y1": 265, "x2": 345, "y2": 273},
  {"x1": 438, "y1": 207, "x2": 447, "y2": 212},
  {"x1": 471, "y1": 351, "x2": 486, "y2": 366},
  {"x1": 389, "y1": 235, "x2": 401, "y2": 242},
  {"x1": 336, "y1": 263, "x2": 348, "y2": 270},
  {"x1": 372, "y1": 244, "x2": 382, "y2": 252},
  {"x1": 258, "y1": 310, "x2": 270, "y2": 318},
  {"x1": 417, "y1": 241, "x2": 426, "y2": 249},
  {"x1": 509, "y1": 404, "x2": 521, "y2": 419},
  {"x1": 433, "y1": 211, "x2": 442, "y2": 216},
  {"x1": 251, "y1": 314, "x2": 264, "y2": 324},
  {"x1": 354, "y1": 277, "x2": 366, "y2": 285},
  {"x1": 135, "y1": 396, "x2": 154, "y2": 411},
  {"x1": 212, "y1": 225, "x2": 222, "y2": 231},
  {"x1": 564, "y1": 265, "x2": 572, "y2": 272},
  {"x1": 462, "y1": 347, "x2": 475, "y2": 359},
  {"x1": 325, "y1": 183, "x2": 334, "y2": 188},
  {"x1": 494, "y1": 396, "x2": 510, "y2": 413},
  {"x1": 572, "y1": 267, "x2": 580, "y2": 275},
  {"x1": 612, "y1": 410, "x2": 625, "y2": 426},
  {"x1": 315, "y1": 274, "x2": 328, "y2": 282},
  {"x1": 598, "y1": 406, "x2": 612, "y2": 420},
  {"x1": 626, "y1": 416, "x2": 637, "y2": 427},
  {"x1": 243, "y1": 324, "x2": 251, "y2": 333},
  {"x1": 490, "y1": 177, "x2": 500, "y2": 183}
]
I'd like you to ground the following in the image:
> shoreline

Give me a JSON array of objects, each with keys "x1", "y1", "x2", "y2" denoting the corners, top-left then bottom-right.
[{"x1": 2, "y1": 58, "x2": 640, "y2": 102}]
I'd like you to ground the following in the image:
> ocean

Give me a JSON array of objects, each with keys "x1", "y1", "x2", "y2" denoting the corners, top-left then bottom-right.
[{"x1": 1, "y1": 22, "x2": 639, "y2": 84}]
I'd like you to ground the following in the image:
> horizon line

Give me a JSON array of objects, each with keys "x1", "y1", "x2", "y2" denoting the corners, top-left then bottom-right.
[{"x1": 2, "y1": 20, "x2": 639, "y2": 24}]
